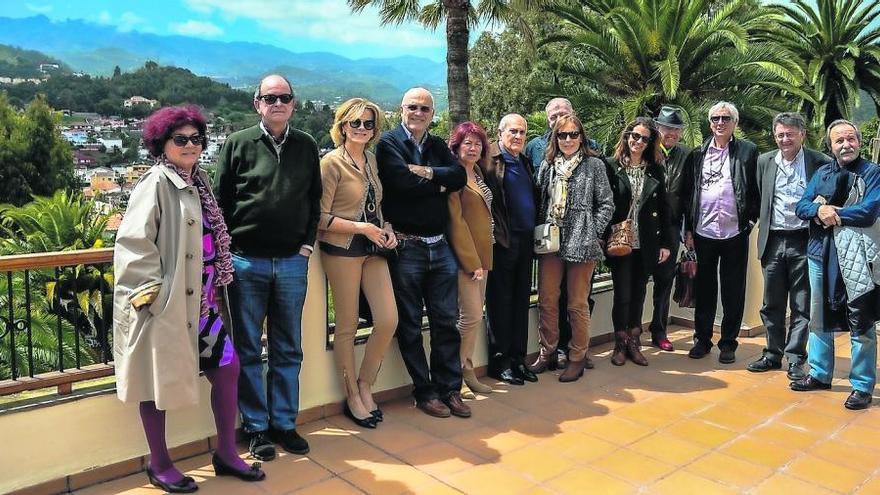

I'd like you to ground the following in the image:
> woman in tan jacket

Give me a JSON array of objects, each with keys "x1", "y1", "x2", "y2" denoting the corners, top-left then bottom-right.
[
  {"x1": 447, "y1": 122, "x2": 495, "y2": 398},
  {"x1": 318, "y1": 98, "x2": 398, "y2": 428},
  {"x1": 114, "y1": 106, "x2": 264, "y2": 493}
]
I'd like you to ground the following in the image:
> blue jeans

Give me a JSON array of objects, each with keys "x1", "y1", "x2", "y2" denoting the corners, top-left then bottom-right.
[
  {"x1": 807, "y1": 257, "x2": 877, "y2": 393},
  {"x1": 388, "y1": 237, "x2": 462, "y2": 402},
  {"x1": 228, "y1": 253, "x2": 308, "y2": 432}
]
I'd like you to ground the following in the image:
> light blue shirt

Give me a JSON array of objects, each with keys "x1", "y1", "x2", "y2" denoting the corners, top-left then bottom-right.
[
  {"x1": 770, "y1": 147, "x2": 808, "y2": 231},
  {"x1": 401, "y1": 124, "x2": 427, "y2": 155}
]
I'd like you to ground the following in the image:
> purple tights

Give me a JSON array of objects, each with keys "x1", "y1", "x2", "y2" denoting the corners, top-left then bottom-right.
[{"x1": 140, "y1": 352, "x2": 250, "y2": 485}]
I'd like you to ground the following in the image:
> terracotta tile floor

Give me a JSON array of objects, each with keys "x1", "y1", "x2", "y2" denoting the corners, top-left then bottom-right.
[{"x1": 78, "y1": 326, "x2": 880, "y2": 494}]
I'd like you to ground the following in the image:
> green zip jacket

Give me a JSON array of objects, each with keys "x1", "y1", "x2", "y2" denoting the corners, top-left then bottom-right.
[{"x1": 213, "y1": 124, "x2": 322, "y2": 257}]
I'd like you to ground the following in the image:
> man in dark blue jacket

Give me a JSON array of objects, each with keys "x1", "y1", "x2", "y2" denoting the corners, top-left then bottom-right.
[
  {"x1": 791, "y1": 119, "x2": 880, "y2": 410},
  {"x1": 376, "y1": 87, "x2": 469, "y2": 419}
]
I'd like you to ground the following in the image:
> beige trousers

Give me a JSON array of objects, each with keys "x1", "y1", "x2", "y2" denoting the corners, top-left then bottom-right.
[
  {"x1": 457, "y1": 270, "x2": 487, "y2": 371},
  {"x1": 537, "y1": 254, "x2": 595, "y2": 362},
  {"x1": 323, "y1": 253, "x2": 398, "y2": 399}
]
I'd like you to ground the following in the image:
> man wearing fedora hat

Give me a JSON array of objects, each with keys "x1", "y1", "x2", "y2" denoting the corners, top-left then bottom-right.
[{"x1": 647, "y1": 105, "x2": 690, "y2": 351}]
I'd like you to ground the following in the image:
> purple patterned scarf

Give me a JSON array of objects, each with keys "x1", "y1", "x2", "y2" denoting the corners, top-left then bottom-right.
[{"x1": 159, "y1": 157, "x2": 234, "y2": 296}]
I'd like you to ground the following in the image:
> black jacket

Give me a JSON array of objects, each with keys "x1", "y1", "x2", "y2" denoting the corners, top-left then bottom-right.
[
  {"x1": 375, "y1": 124, "x2": 466, "y2": 236},
  {"x1": 755, "y1": 147, "x2": 830, "y2": 259},
  {"x1": 682, "y1": 136, "x2": 759, "y2": 235},
  {"x1": 605, "y1": 158, "x2": 674, "y2": 268},
  {"x1": 479, "y1": 142, "x2": 540, "y2": 249},
  {"x1": 663, "y1": 143, "x2": 691, "y2": 231}
]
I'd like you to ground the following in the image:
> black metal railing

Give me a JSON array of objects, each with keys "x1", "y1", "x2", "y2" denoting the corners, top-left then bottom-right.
[{"x1": 0, "y1": 248, "x2": 116, "y2": 395}]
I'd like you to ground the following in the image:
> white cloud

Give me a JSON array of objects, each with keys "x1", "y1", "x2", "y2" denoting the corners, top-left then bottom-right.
[
  {"x1": 170, "y1": 20, "x2": 224, "y2": 37},
  {"x1": 183, "y1": 0, "x2": 444, "y2": 50},
  {"x1": 25, "y1": 3, "x2": 53, "y2": 14},
  {"x1": 92, "y1": 10, "x2": 150, "y2": 33}
]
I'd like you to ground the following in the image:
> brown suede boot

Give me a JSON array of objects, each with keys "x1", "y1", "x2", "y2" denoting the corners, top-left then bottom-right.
[
  {"x1": 626, "y1": 327, "x2": 648, "y2": 366},
  {"x1": 527, "y1": 351, "x2": 553, "y2": 374},
  {"x1": 611, "y1": 331, "x2": 628, "y2": 366},
  {"x1": 559, "y1": 359, "x2": 585, "y2": 382}
]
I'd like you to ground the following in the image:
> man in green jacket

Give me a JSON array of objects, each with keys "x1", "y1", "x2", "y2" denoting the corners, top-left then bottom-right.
[{"x1": 214, "y1": 74, "x2": 322, "y2": 461}]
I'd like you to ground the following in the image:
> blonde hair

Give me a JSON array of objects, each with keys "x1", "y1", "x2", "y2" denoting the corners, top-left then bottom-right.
[{"x1": 330, "y1": 98, "x2": 384, "y2": 147}]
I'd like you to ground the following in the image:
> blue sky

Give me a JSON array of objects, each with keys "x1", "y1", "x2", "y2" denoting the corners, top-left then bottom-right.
[{"x1": 0, "y1": 0, "x2": 453, "y2": 61}]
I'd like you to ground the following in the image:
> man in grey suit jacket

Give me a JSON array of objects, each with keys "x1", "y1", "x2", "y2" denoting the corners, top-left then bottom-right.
[{"x1": 749, "y1": 112, "x2": 831, "y2": 379}]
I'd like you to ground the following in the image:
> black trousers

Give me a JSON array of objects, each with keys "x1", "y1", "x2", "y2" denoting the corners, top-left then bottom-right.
[
  {"x1": 486, "y1": 231, "x2": 533, "y2": 370},
  {"x1": 649, "y1": 247, "x2": 678, "y2": 337},
  {"x1": 759, "y1": 230, "x2": 810, "y2": 363},
  {"x1": 693, "y1": 230, "x2": 750, "y2": 352},
  {"x1": 608, "y1": 250, "x2": 650, "y2": 331}
]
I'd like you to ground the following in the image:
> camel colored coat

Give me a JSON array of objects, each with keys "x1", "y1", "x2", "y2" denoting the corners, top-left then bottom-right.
[
  {"x1": 113, "y1": 164, "x2": 217, "y2": 411},
  {"x1": 448, "y1": 167, "x2": 494, "y2": 273}
]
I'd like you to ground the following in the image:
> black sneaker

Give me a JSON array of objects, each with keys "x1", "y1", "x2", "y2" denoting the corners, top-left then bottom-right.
[
  {"x1": 269, "y1": 427, "x2": 310, "y2": 455},
  {"x1": 248, "y1": 431, "x2": 276, "y2": 461}
]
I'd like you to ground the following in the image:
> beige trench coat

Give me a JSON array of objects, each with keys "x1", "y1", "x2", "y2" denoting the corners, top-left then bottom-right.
[{"x1": 113, "y1": 164, "x2": 214, "y2": 411}]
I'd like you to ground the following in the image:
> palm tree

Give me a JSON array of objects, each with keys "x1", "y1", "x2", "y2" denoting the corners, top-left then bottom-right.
[
  {"x1": 541, "y1": 0, "x2": 809, "y2": 148},
  {"x1": 772, "y1": 0, "x2": 880, "y2": 129},
  {"x1": 348, "y1": 0, "x2": 546, "y2": 127}
]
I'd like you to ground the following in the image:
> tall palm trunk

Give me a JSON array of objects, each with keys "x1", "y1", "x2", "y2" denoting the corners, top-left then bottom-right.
[{"x1": 445, "y1": 0, "x2": 470, "y2": 127}]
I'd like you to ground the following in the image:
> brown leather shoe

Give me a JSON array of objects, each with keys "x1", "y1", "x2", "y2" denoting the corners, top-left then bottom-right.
[
  {"x1": 559, "y1": 359, "x2": 585, "y2": 382},
  {"x1": 416, "y1": 398, "x2": 451, "y2": 418},
  {"x1": 611, "y1": 331, "x2": 628, "y2": 366},
  {"x1": 442, "y1": 393, "x2": 472, "y2": 418},
  {"x1": 626, "y1": 327, "x2": 648, "y2": 366},
  {"x1": 527, "y1": 353, "x2": 553, "y2": 374}
]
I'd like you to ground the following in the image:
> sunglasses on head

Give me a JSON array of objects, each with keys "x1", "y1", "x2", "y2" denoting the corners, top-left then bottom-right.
[
  {"x1": 404, "y1": 104, "x2": 432, "y2": 113},
  {"x1": 257, "y1": 93, "x2": 294, "y2": 105},
  {"x1": 557, "y1": 131, "x2": 581, "y2": 141},
  {"x1": 710, "y1": 115, "x2": 732, "y2": 123},
  {"x1": 628, "y1": 131, "x2": 651, "y2": 143},
  {"x1": 348, "y1": 119, "x2": 376, "y2": 130},
  {"x1": 171, "y1": 134, "x2": 205, "y2": 147}
]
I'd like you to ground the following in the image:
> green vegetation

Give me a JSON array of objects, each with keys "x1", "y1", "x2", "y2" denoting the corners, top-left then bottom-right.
[
  {"x1": 0, "y1": 93, "x2": 75, "y2": 206},
  {"x1": 0, "y1": 44, "x2": 69, "y2": 78}
]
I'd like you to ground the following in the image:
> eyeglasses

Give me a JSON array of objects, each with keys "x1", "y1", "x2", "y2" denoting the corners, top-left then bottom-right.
[
  {"x1": 257, "y1": 93, "x2": 294, "y2": 105},
  {"x1": 557, "y1": 131, "x2": 581, "y2": 141},
  {"x1": 628, "y1": 132, "x2": 651, "y2": 143},
  {"x1": 347, "y1": 119, "x2": 376, "y2": 130},
  {"x1": 710, "y1": 115, "x2": 733, "y2": 123},
  {"x1": 404, "y1": 104, "x2": 432, "y2": 113},
  {"x1": 171, "y1": 134, "x2": 205, "y2": 147}
]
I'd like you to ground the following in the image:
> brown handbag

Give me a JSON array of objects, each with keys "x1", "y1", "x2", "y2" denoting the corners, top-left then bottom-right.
[{"x1": 606, "y1": 199, "x2": 635, "y2": 257}]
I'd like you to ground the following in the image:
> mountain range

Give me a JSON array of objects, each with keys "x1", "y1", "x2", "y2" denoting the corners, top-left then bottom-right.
[{"x1": 0, "y1": 15, "x2": 448, "y2": 108}]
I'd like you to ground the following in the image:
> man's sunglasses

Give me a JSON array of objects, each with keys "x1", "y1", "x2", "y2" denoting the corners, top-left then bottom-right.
[
  {"x1": 628, "y1": 132, "x2": 652, "y2": 143},
  {"x1": 171, "y1": 134, "x2": 205, "y2": 147},
  {"x1": 710, "y1": 115, "x2": 733, "y2": 123},
  {"x1": 404, "y1": 104, "x2": 432, "y2": 113},
  {"x1": 348, "y1": 119, "x2": 376, "y2": 130},
  {"x1": 557, "y1": 131, "x2": 581, "y2": 141},
  {"x1": 257, "y1": 93, "x2": 294, "y2": 105}
]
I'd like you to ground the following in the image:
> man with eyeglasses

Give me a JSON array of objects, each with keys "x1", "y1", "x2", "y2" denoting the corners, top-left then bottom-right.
[
  {"x1": 214, "y1": 74, "x2": 321, "y2": 460},
  {"x1": 750, "y1": 112, "x2": 830, "y2": 381},
  {"x1": 481, "y1": 114, "x2": 538, "y2": 385},
  {"x1": 681, "y1": 101, "x2": 758, "y2": 364},
  {"x1": 376, "y1": 87, "x2": 469, "y2": 419}
]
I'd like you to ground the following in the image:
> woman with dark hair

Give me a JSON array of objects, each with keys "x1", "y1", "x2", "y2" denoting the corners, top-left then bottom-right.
[
  {"x1": 114, "y1": 105, "x2": 264, "y2": 492},
  {"x1": 447, "y1": 121, "x2": 494, "y2": 398},
  {"x1": 530, "y1": 115, "x2": 614, "y2": 382},
  {"x1": 318, "y1": 97, "x2": 398, "y2": 429},
  {"x1": 605, "y1": 117, "x2": 673, "y2": 367}
]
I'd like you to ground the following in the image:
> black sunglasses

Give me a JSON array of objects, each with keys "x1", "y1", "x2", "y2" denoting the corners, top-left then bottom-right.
[
  {"x1": 171, "y1": 134, "x2": 205, "y2": 147},
  {"x1": 348, "y1": 119, "x2": 376, "y2": 130},
  {"x1": 628, "y1": 131, "x2": 652, "y2": 143},
  {"x1": 404, "y1": 104, "x2": 432, "y2": 113},
  {"x1": 557, "y1": 131, "x2": 581, "y2": 141},
  {"x1": 257, "y1": 93, "x2": 294, "y2": 105},
  {"x1": 710, "y1": 115, "x2": 733, "y2": 123}
]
